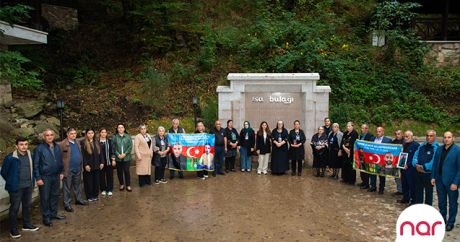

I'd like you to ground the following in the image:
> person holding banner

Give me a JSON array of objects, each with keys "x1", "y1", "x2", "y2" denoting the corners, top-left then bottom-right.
[
  {"x1": 168, "y1": 119, "x2": 185, "y2": 180},
  {"x1": 431, "y1": 132, "x2": 460, "y2": 232},
  {"x1": 288, "y1": 120, "x2": 306, "y2": 176},
  {"x1": 271, "y1": 120, "x2": 290, "y2": 175},
  {"x1": 224, "y1": 120, "x2": 239, "y2": 173},
  {"x1": 413, "y1": 130, "x2": 439, "y2": 205},
  {"x1": 311, "y1": 126, "x2": 328, "y2": 177},
  {"x1": 238, "y1": 121, "x2": 255, "y2": 172},
  {"x1": 327, "y1": 123, "x2": 343, "y2": 180},
  {"x1": 153, "y1": 127, "x2": 170, "y2": 184},
  {"x1": 392, "y1": 130, "x2": 404, "y2": 196},
  {"x1": 195, "y1": 122, "x2": 207, "y2": 179},
  {"x1": 397, "y1": 131, "x2": 420, "y2": 205},
  {"x1": 210, "y1": 121, "x2": 226, "y2": 177},
  {"x1": 134, "y1": 124, "x2": 153, "y2": 187},
  {"x1": 369, "y1": 127, "x2": 392, "y2": 194},
  {"x1": 256, "y1": 121, "x2": 271, "y2": 175},
  {"x1": 357, "y1": 124, "x2": 374, "y2": 190},
  {"x1": 341, "y1": 122, "x2": 359, "y2": 184}
]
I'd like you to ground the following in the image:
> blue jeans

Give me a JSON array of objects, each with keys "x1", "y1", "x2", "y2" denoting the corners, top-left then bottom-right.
[
  {"x1": 213, "y1": 146, "x2": 225, "y2": 174},
  {"x1": 436, "y1": 177, "x2": 459, "y2": 225},
  {"x1": 169, "y1": 170, "x2": 183, "y2": 177},
  {"x1": 240, "y1": 147, "x2": 252, "y2": 170}
]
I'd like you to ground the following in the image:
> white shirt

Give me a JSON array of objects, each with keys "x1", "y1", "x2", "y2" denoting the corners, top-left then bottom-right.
[{"x1": 374, "y1": 136, "x2": 384, "y2": 143}]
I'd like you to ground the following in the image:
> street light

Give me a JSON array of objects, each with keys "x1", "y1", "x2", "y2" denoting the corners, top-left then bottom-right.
[
  {"x1": 193, "y1": 96, "x2": 197, "y2": 130},
  {"x1": 56, "y1": 99, "x2": 65, "y2": 141}
]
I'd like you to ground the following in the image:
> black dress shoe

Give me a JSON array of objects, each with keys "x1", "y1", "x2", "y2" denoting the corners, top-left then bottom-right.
[
  {"x1": 226, "y1": 170, "x2": 229, "y2": 173},
  {"x1": 397, "y1": 200, "x2": 410, "y2": 203},
  {"x1": 357, "y1": 182, "x2": 364, "y2": 186},
  {"x1": 315, "y1": 173, "x2": 320, "y2": 177},
  {"x1": 22, "y1": 224, "x2": 39, "y2": 231},
  {"x1": 367, "y1": 188, "x2": 377, "y2": 192},
  {"x1": 76, "y1": 201, "x2": 89, "y2": 206},
  {"x1": 446, "y1": 224, "x2": 454, "y2": 231},
  {"x1": 360, "y1": 185, "x2": 370, "y2": 189},
  {"x1": 346, "y1": 182, "x2": 355, "y2": 185},
  {"x1": 378, "y1": 190, "x2": 384, "y2": 195},
  {"x1": 292, "y1": 172, "x2": 296, "y2": 176},
  {"x1": 169, "y1": 176, "x2": 174, "y2": 180},
  {"x1": 43, "y1": 221, "x2": 53, "y2": 227},
  {"x1": 320, "y1": 174, "x2": 325, "y2": 178},
  {"x1": 179, "y1": 174, "x2": 184, "y2": 179},
  {"x1": 392, "y1": 191, "x2": 403, "y2": 196},
  {"x1": 298, "y1": 172, "x2": 301, "y2": 176},
  {"x1": 64, "y1": 205, "x2": 74, "y2": 212},
  {"x1": 340, "y1": 180, "x2": 346, "y2": 183},
  {"x1": 332, "y1": 176, "x2": 338, "y2": 180},
  {"x1": 232, "y1": 169, "x2": 237, "y2": 172},
  {"x1": 50, "y1": 215, "x2": 66, "y2": 220},
  {"x1": 147, "y1": 181, "x2": 154, "y2": 186},
  {"x1": 329, "y1": 175, "x2": 334, "y2": 178},
  {"x1": 218, "y1": 172, "x2": 225, "y2": 175},
  {"x1": 212, "y1": 173, "x2": 216, "y2": 177}
]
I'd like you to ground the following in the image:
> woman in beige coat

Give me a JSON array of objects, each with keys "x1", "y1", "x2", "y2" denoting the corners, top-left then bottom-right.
[{"x1": 134, "y1": 124, "x2": 154, "y2": 187}]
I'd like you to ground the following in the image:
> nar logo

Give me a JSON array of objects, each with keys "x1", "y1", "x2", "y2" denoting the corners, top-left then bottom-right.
[{"x1": 396, "y1": 204, "x2": 445, "y2": 242}]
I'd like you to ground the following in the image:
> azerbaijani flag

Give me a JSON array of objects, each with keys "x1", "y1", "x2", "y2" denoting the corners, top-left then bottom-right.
[
  {"x1": 353, "y1": 140, "x2": 403, "y2": 178},
  {"x1": 167, "y1": 133, "x2": 215, "y2": 171}
]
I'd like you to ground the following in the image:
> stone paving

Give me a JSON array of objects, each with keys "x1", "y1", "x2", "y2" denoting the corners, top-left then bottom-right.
[{"x1": 1, "y1": 168, "x2": 459, "y2": 241}]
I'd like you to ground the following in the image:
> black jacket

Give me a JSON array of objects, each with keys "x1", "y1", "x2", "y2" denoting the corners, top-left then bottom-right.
[
  {"x1": 80, "y1": 141, "x2": 103, "y2": 170},
  {"x1": 238, "y1": 129, "x2": 255, "y2": 156},
  {"x1": 152, "y1": 135, "x2": 170, "y2": 167},
  {"x1": 33, "y1": 141, "x2": 64, "y2": 181},
  {"x1": 360, "y1": 132, "x2": 374, "y2": 141},
  {"x1": 225, "y1": 127, "x2": 239, "y2": 149},
  {"x1": 99, "y1": 138, "x2": 116, "y2": 166},
  {"x1": 256, "y1": 132, "x2": 271, "y2": 155}
]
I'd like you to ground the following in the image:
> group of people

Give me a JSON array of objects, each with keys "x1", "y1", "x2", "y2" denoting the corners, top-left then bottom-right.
[{"x1": 2, "y1": 117, "x2": 459, "y2": 238}]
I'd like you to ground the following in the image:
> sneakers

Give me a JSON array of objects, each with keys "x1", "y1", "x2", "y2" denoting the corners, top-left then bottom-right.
[
  {"x1": 10, "y1": 229, "x2": 20, "y2": 238},
  {"x1": 101, "y1": 191, "x2": 107, "y2": 196},
  {"x1": 257, "y1": 172, "x2": 261, "y2": 175},
  {"x1": 22, "y1": 224, "x2": 39, "y2": 231},
  {"x1": 263, "y1": 172, "x2": 268, "y2": 175},
  {"x1": 204, "y1": 174, "x2": 208, "y2": 178},
  {"x1": 155, "y1": 180, "x2": 160, "y2": 184},
  {"x1": 241, "y1": 169, "x2": 245, "y2": 172},
  {"x1": 198, "y1": 177, "x2": 205, "y2": 180},
  {"x1": 107, "y1": 191, "x2": 113, "y2": 196},
  {"x1": 88, "y1": 198, "x2": 94, "y2": 202},
  {"x1": 159, "y1": 179, "x2": 167, "y2": 183}
]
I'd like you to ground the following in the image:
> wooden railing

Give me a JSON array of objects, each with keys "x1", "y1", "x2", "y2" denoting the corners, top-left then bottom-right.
[{"x1": 412, "y1": 18, "x2": 460, "y2": 40}]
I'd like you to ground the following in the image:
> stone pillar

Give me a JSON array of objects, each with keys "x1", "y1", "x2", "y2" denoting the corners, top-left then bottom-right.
[{"x1": 0, "y1": 44, "x2": 12, "y2": 106}]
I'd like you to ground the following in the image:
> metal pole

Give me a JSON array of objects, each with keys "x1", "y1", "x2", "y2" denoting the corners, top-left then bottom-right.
[
  {"x1": 194, "y1": 105, "x2": 197, "y2": 130},
  {"x1": 60, "y1": 109, "x2": 64, "y2": 141}
]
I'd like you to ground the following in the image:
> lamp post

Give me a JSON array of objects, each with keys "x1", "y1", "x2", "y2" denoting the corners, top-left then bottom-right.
[
  {"x1": 193, "y1": 96, "x2": 197, "y2": 130},
  {"x1": 56, "y1": 99, "x2": 65, "y2": 140}
]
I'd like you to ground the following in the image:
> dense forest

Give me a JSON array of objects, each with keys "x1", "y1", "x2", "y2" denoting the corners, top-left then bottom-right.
[{"x1": 2, "y1": 0, "x2": 460, "y2": 135}]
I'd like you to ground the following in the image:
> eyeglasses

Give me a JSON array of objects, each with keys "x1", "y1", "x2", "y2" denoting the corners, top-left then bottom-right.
[{"x1": 426, "y1": 135, "x2": 435, "y2": 137}]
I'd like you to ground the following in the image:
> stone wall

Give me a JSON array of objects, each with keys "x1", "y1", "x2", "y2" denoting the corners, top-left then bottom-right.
[
  {"x1": 41, "y1": 4, "x2": 78, "y2": 30},
  {"x1": 426, "y1": 41, "x2": 460, "y2": 67},
  {"x1": 0, "y1": 46, "x2": 12, "y2": 106}
]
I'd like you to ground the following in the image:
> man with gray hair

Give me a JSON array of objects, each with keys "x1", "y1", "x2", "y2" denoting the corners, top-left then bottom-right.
[
  {"x1": 397, "y1": 131, "x2": 420, "y2": 205},
  {"x1": 392, "y1": 129, "x2": 404, "y2": 196},
  {"x1": 168, "y1": 119, "x2": 185, "y2": 179},
  {"x1": 357, "y1": 124, "x2": 374, "y2": 190}
]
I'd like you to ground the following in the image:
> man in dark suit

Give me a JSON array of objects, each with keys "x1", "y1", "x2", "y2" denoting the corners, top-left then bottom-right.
[
  {"x1": 397, "y1": 131, "x2": 420, "y2": 205},
  {"x1": 357, "y1": 124, "x2": 374, "y2": 190},
  {"x1": 369, "y1": 127, "x2": 393, "y2": 194},
  {"x1": 171, "y1": 142, "x2": 188, "y2": 170},
  {"x1": 431, "y1": 132, "x2": 460, "y2": 232}
]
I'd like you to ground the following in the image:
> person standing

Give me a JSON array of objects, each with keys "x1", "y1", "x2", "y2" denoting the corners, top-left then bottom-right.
[
  {"x1": 323, "y1": 118, "x2": 332, "y2": 137},
  {"x1": 99, "y1": 127, "x2": 116, "y2": 196},
  {"x1": 81, "y1": 128, "x2": 103, "y2": 201},
  {"x1": 134, "y1": 124, "x2": 154, "y2": 187},
  {"x1": 271, "y1": 120, "x2": 290, "y2": 175},
  {"x1": 327, "y1": 123, "x2": 343, "y2": 180},
  {"x1": 392, "y1": 130, "x2": 404, "y2": 196},
  {"x1": 369, "y1": 127, "x2": 392, "y2": 194},
  {"x1": 397, "y1": 131, "x2": 420, "y2": 205},
  {"x1": 431, "y1": 132, "x2": 460, "y2": 232},
  {"x1": 168, "y1": 119, "x2": 185, "y2": 179},
  {"x1": 357, "y1": 124, "x2": 374, "y2": 190},
  {"x1": 112, "y1": 123, "x2": 133, "y2": 192},
  {"x1": 238, "y1": 121, "x2": 255, "y2": 172},
  {"x1": 341, "y1": 122, "x2": 359, "y2": 185},
  {"x1": 413, "y1": 130, "x2": 439, "y2": 205},
  {"x1": 195, "y1": 122, "x2": 208, "y2": 179},
  {"x1": 256, "y1": 121, "x2": 271, "y2": 175},
  {"x1": 153, "y1": 126, "x2": 170, "y2": 184},
  {"x1": 288, "y1": 120, "x2": 306, "y2": 176},
  {"x1": 224, "y1": 120, "x2": 239, "y2": 173},
  {"x1": 33, "y1": 129, "x2": 65, "y2": 227},
  {"x1": 311, "y1": 126, "x2": 328, "y2": 177},
  {"x1": 210, "y1": 120, "x2": 227, "y2": 177},
  {"x1": 2, "y1": 138, "x2": 39, "y2": 238},
  {"x1": 60, "y1": 128, "x2": 88, "y2": 213}
]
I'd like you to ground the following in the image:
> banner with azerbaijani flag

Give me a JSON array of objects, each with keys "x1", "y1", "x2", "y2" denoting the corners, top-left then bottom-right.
[
  {"x1": 353, "y1": 140, "x2": 403, "y2": 178},
  {"x1": 167, "y1": 133, "x2": 215, "y2": 171}
]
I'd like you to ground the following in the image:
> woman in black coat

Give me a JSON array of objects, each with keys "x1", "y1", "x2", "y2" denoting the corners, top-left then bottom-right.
[
  {"x1": 152, "y1": 126, "x2": 170, "y2": 184},
  {"x1": 288, "y1": 120, "x2": 306, "y2": 176},
  {"x1": 270, "y1": 120, "x2": 289, "y2": 175},
  {"x1": 224, "y1": 120, "x2": 239, "y2": 173},
  {"x1": 81, "y1": 128, "x2": 103, "y2": 201},
  {"x1": 256, "y1": 121, "x2": 271, "y2": 175},
  {"x1": 238, "y1": 121, "x2": 255, "y2": 172},
  {"x1": 98, "y1": 127, "x2": 116, "y2": 196},
  {"x1": 311, "y1": 126, "x2": 328, "y2": 177},
  {"x1": 341, "y1": 122, "x2": 359, "y2": 185}
]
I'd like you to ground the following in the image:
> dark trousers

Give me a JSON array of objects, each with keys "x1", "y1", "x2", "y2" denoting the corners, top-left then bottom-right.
[
  {"x1": 414, "y1": 172, "x2": 433, "y2": 205},
  {"x1": 100, "y1": 165, "x2": 114, "y2": 192},
  {"x1": 116, "y1": 161, "x2": 130, "y2": 186},
  {"x1": 8, "y1": 186, "x2": 33, "y2": 230},
  {"x1": 83, "y1": 170, "x2": 100, "y2": 200},
  {"x1": 39, "y1": 174, "x2": 60, "y2": 221},
  {"x1": 291, "y1": 160, "x2": 302, "y2": 173},
  {"x1": 63, "y1": 169, "x2": 83, "y2": 206},
  {"x1": 138, "y1": 175, "x2": 152, "y2": 187},
  {"x1": 155, "y1": 157, "x2": 167, "y2": 181},
  {"x1": 213, "y1": 146, "x2": 225, "y2": 174},
  {"x1": 197, "y1": 171, "x2": 204, "y2": 178},
  {"x1": 226, "y1": 156, "x2": 236, "y2": 171},
  {"x1": 436, "y1": 178, "x2": 459, "y2": 225},
  {"x1": 342, "y1": 157, "x2": 356, "y2": 183},
  {"x1": 370, "y1": 174, "x2": 386, "y2": 191},
  {"x1": 401, "y1": 166, "x2": 416, "y2": 203},
  {"x1": 360, "y1": 172, "x2": 369, "y2": 186}
]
